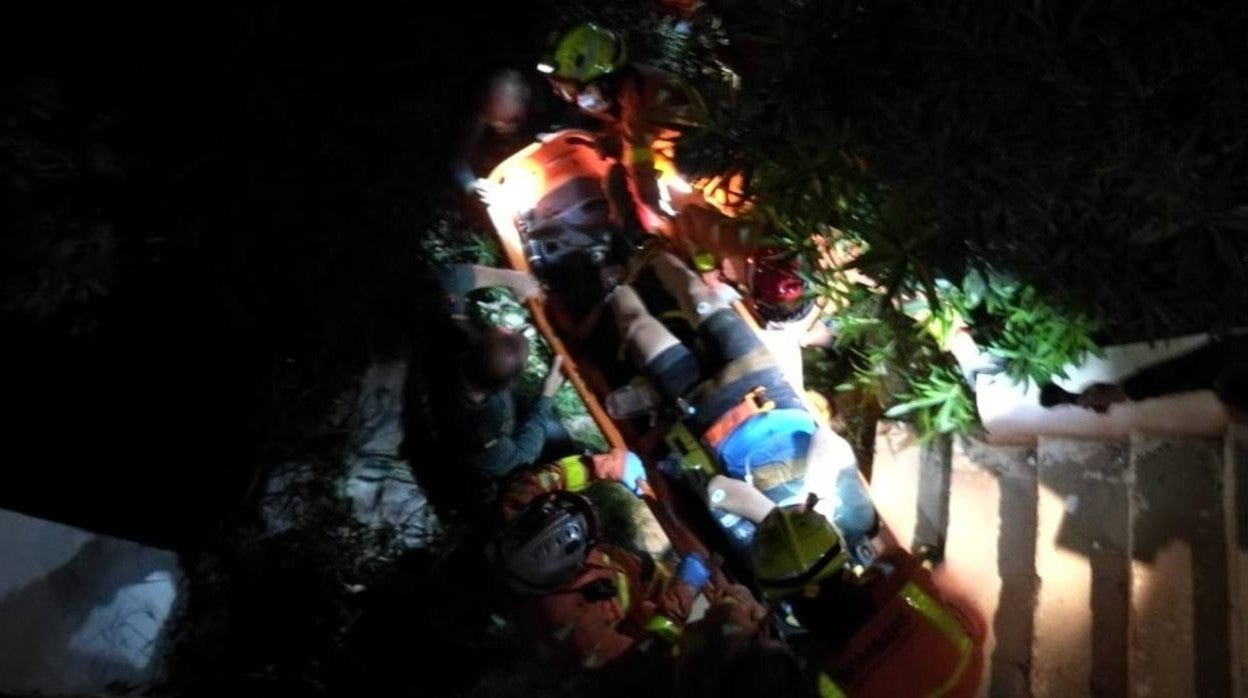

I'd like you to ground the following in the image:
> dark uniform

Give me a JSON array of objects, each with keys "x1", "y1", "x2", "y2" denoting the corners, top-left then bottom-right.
[{"x1": 434, "y1": 263, "x2": 569, "y2": 478}]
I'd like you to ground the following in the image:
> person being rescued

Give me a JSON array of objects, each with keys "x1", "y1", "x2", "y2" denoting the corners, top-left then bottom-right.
[
  {"x1": 493, "y1": 447, "x2": 770, "y2": 670},
  {"x1": 538, "y1": 23, "x2": 704, "y2": 234},
  {"x1": 433, "y1": 262, "x2": 577, "y2": 478},
  {"x1": 605, "y1": 250, "x2": 880, "y2": 554}
]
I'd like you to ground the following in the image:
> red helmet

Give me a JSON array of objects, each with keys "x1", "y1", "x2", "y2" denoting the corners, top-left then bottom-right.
[{"x1": 749, "y1": 246, "x2": 812, "y2": 324}]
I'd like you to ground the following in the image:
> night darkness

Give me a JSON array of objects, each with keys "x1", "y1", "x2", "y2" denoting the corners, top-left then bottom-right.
[
  {"x1": 4, "y1": 2, "x2": 1248, "y2": 696},
  {"x1": 3, "y1": 6, "x2": 545, "y2": 546}
]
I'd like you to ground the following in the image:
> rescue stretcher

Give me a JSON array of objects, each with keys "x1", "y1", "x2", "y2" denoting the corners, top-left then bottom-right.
[{"x1": 484, "y1": 130, "x2": 986, "y2": 697}]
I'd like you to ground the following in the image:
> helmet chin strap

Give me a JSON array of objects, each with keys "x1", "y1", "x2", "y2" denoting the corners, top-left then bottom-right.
[{"x1": 539, "y1": 576, "x2": 619, "y2": 601}]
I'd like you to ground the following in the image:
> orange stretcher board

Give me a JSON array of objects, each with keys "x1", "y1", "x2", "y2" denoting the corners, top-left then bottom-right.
[
  {"x1": 484, "y1": 131, "x2": 985, "y2": 695},
  {"x1": 484, "y1": 133, "x2": 728, "y2": 565}
]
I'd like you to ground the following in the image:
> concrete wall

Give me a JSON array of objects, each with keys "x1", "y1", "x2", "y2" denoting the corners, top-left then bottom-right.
[
  {"x1": 977, "y1": 334, "x2": 1230, "y2": 443},
  {"x1": 0, "y1": 510, "x2": 181, "y2": 694}
]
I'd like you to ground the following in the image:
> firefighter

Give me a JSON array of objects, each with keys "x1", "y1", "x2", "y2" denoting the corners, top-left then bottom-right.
[
  {"x1": 539, "y1": 23, "x2": 704, "y2": 231},
  {"x1": 749, "y1": 503, "x2": 986, "y2": 697},
  {"x1": 493, "y1": 448, "x2": 769, "y2": 669}
]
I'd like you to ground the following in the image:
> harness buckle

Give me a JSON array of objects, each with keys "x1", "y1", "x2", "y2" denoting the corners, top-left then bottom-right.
[{"x1": 745, "y1": 386, "x2": 775, "y2": 412}]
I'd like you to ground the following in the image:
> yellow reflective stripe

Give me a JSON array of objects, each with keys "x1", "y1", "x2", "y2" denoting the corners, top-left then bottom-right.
[
  {"x1": 598, "y1": 553, "x2": 631, "y2": 616},
  {"x1": 817, "y1": 672, "x2": 849, "y2": 698},
  {"x1": 616, "y1": 569, "x2": 631, "y2": 615},
  {"x1": 627, "y1": 144, "x2": 654, "y2": 164},
  {"x1": 928, "y1": 642, "x2": 974, "y2": 698},
  {"x1": 644, "y1": 614, "x2": 682, "y2": 644},
  {"x1": 692, "y1": 251, "x2": 717, "y2": 272},
  {"x1": 899, "y1": 582, "x2": 972, "y2": 649},
  {"x1": 556, "y1": 455, "x2": 590, "y2": 492},
  {"x1": 897, "y1": 582, "x2": 975, "y2": 697},
  {"x1": 597, "y1": 552, "x2": 633, "y2": 616}
]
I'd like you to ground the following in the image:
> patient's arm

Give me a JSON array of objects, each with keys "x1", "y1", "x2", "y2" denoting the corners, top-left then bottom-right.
[
  {"x1": 803, "y1": 425, "x2": 877, "y2": 540},
  {"x1": 706, "y1": 474, "x2": 777, "y2": 524}
]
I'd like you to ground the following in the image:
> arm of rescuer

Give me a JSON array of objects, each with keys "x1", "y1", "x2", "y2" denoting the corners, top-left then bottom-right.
[
  {"x1": 499, "y1": 447, "x2": 646, "y2": 522},
  {"x1": 1119, "y1": 337, "x2": 1246, "y2": 401},
  {"x1": 678, "y1": 579, "x2": 771, "y2": 657},
  {"x1": 433, "y1": 263, "x2": 543, "y2": 318}
]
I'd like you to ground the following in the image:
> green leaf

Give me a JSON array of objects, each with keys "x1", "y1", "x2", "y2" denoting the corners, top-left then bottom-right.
[
  {"x1": 883, "y1": 392, "x2": 949, "y2": 418},
  {"x1": 961, "y1": 269, "x2": 988, "y2": 310}
]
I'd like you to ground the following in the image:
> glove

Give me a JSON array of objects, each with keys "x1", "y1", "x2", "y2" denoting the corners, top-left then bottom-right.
[
  {"x1": 617, "y1": 452, "x2": 648, "y2": 496},
  {"x1": 675, "y1": 553, "x2": 711, "y2": 592},
  {"x1": 593, "y1": 449, "x2": 648, "y2": 497},
  {"x1": 1076, "y1": 383, "x2": 1130, "y2": 413}
]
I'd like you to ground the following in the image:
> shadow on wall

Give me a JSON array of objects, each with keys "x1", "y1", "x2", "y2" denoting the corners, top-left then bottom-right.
[
  {"x1": 1126, "y1": 436, "x2": 1236, "y2": 697},
  {"x1": 0, "y1": 512, "x2": 180, "y2": 695},
  {"x1": 1030, "y1": 437, "x2": 1234, "y2": 696},
  {"x1": 946, "y1": 434, "x2": 1240, "y2": 697}
]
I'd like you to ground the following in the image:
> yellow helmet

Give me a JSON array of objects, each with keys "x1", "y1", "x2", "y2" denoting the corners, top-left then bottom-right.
[
  {"x1": 750, "y1": 503, "x2": 847, "y2": 599},
  {"x1": 539, "y1": 23, "x2": 627, "y2": 83}
]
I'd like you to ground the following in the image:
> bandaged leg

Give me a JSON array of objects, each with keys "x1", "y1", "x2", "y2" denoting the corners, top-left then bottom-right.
[
  {"x1": 648, "y1": 250, "x2": 731, "y2": 325},
  {"x1": 608, "y1": 283, "x2": 682, "y2": 365}
]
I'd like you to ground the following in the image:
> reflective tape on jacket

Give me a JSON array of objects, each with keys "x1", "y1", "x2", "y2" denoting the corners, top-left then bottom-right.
[{"x1": 898, "y1": 582, "x2": 975, "y2": 697}]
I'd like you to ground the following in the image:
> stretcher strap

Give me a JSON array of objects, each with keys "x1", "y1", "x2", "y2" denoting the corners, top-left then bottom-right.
[
  {"x1": 701, "y1": 386, "x2": 774, "y2": 450},
  {"x1": 684, "y1": 345, "x2": 775, "y2": 405}
]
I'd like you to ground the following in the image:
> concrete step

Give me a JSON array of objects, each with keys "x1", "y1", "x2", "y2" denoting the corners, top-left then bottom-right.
[
  {"x1": 1032, "y1": 437, "x2": 1130, "y2": 698},
  {"x1": 873, "y1": 420, "x2": 1246, "y2": 697},
  {"x1": 1228, "y1": 425, "x2": 1248, "y2": 698},
  {"x1": 1129, "y1": 433, "x2": 1233, "y2": 698},
  {"x1": 870, "y1": 421, "x2": 924, "y2": 552},
  {"x1": 871, "y1": 423, "x2": 1041, "y2": 697},
  {"x1": 869, "y1": 422, "x2": 962, "y2": 559},
  {"x1": 950, "y1": 438, "x2": 1037, "y2": 698}
]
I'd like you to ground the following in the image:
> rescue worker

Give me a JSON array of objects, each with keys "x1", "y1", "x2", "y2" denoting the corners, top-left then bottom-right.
[
  {"x1": 670, "y1": 210, "x2": 1002, "y2": 390},
  {"x1": 606, "y1": 250, "x2": 879, "y2": 554},
  {"x1": 494, "y1": 448, "x2": 770, "y2": 669},
  {"x1": 538, "y1": 23, "x2": 704, "y2": 231},
  {"x1": 674, "y1": 562, "x2": 814, "y2": 698},
  {"x1": 452, "y1": 68, "x2": 588, "y2": 203},
  {"x1": 747, "y1": 503, "x2": 868, "y2": 698},
  {"x1": 432, "y1": 262, "x2": 573, "y2": 478},
  {"x1": 741, "y1": 245, "x2": 835, "y2": 395},
  {"x1": 748, "y1": 502, "x2": 986, "y2": 697}
]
